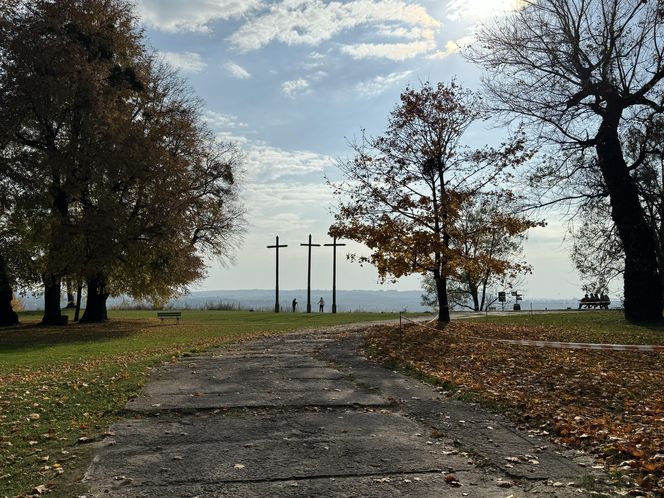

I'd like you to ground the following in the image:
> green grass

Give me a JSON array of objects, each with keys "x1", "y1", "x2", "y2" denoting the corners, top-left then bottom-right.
[
  {"x1": 0, "y1": 309, "x2": 404, "y2": 497},
  {"x1": 473, "y1": 310, "x2": 664, "y2": 345},
  {"x1": 4, "y1": 309, "x2": 657, "y2": 496}
]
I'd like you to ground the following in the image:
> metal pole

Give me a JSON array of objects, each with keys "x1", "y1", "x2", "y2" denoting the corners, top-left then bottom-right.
[
  {"x1": 307, "y1": 235, "x2": 312, "y2": 313},
  {"x1": 332, "y1": 242, "x2": 337, "y2": 313},
  {"x1": 267, "y1": 236, "x2": 288, "y2": 313},
  {"x1": 324, "y1": 238, "x2": 346, "y2": 314},
  {"x1": 300, "y1": 234, "x2": 320, "y2": 313},
  {"x1": 399, "y1": 311, "x2": 403, "y2": 360}
]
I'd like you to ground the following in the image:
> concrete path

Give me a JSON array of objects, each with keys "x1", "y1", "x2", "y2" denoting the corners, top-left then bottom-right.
[{"x1": 84, "y1": 324, "x2": 608, "y2": 497}]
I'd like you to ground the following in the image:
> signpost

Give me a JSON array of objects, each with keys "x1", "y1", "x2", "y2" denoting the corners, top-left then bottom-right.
[
  {"x1": 324, "y1": 237, "x2": 346, "y2": 314},
  {"x1": 498, "y1": 291, "x2": 506, "y2": 312},
  {"x1": 300, "y1": 234, "x2": 320, "y2": 313},
  {"x1": 511, "y1": 290, "x2": 523, "y2": 311},
  {"x1": 267, "y1": 236, "x2": 287, "y2": 313}
]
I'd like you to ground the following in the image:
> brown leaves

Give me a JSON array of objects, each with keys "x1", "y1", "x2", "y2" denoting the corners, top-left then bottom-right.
[
  {"x1": 366, "y1": 321, "x2": 664, "y2": 494},
  {"x1": 329, "y1": 81, "x2": 537, "y2": 292}
]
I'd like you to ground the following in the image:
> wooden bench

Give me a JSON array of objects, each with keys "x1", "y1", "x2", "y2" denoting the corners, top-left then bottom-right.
[
  {"x1": 157, "y1": 311, "x2": 182, "y2": 323},
  {"x1": 578, "y1": 300, "x2": 610, "y2": 310}
]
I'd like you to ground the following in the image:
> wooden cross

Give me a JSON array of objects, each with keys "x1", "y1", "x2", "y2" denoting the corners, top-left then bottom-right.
[
  {"x1": 324, "y1": 237, "x2": 346, "y2": 314},
  {"x1": 300, "y1": 234, "x2": 320, "y2": 313},
  {"x1": 267, "y1": 236, "x2": 288, "y2": 313}
]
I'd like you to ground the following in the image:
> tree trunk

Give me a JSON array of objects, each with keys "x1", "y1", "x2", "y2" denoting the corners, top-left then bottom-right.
[
  {"x1": 479, "y1": 280, "x2": 488, "y2": 311},
  {"x1": 597, "y1": 119, "x2": 663, "y2": 322},
  {"x1": 41, "y1": 274, "x2": 64, "y2": 325},
  {"x1": 74, "y1": 283, "x2": 82, "y2": 322},
  {"x1": 65, "y1": 280, "x2": 76, "y2": 308},
  {"x1": 469, "y1": 283, "x2": 480, "y2": 312},
  {"x1": 0, "y1": 254, "x2": 19, "y2": 327},
  {"x1": 42, "y1": 166, "x2": 69, "y2": 326},
  {"x1": 434, "y1": 270, "x2": 450, "y2": 323},
  {"x1": 80, "y1": 275, "x2": 109, "y2": 323}
]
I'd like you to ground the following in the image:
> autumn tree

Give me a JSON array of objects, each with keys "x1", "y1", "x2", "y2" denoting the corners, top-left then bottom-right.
[
  {"x1": 423, "y1": 193, "x2": 533, "y2": 312},
  {"x1": 0, "y1": 0, "x2": 146, "y2": 324},
  {"x1": 330, "y1": 81, "x2": 537, "y2": 323},
  {"x1": 0, "y1": 0, "x2": 244, "y2": 324},
  {"x1": 78, "y1": 61, "x2": 244, "y2": 322},
  {"x1": 468, "y1": 0, "x2": 664, "y2": 322}
]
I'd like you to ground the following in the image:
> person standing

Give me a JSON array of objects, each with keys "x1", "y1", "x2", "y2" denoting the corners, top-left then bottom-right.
[
  {"x1": 292, "y1": 298, "x2": 298, "y2": 312},
  {"x1": 318, "y1": 297, "x2": 325, "y2": 313}
]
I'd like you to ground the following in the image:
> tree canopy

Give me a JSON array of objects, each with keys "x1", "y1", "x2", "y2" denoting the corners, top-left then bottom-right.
[
  {"x1": 330, "y1": 81, "x2": 538, "y2": 323},
  {"x1": 0, "y1": 0, "x2": 244, "y2": 325}
]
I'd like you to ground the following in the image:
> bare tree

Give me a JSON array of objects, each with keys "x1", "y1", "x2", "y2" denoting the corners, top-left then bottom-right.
[
  {"x1": 468, "y1": 0, "x2": 664, "y2": 322},
  {"x1": 571, "y1": 115, "x2": 664, "y2": 298}
]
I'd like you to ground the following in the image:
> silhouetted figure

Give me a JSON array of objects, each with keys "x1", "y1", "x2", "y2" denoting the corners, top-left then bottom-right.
[
  {"x1": 578, "y1": 293, "x2": 589, "y2": 310},
  {"x1": 318, "y1": 297, "x2": 325, "y2": 313},
  {"x1": 292, "y1": 298, "x2": 298, "y2": 312}
]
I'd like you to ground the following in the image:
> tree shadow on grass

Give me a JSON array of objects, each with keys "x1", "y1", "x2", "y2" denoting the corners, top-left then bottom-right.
[{"x1": 0, "y1": 319, "x2": 164, "y2": 352}]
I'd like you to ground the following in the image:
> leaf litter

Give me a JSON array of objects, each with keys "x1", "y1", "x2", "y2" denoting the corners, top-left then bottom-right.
[{"x1": 365, "y1": 320, "x2": 664, "y2": 495}]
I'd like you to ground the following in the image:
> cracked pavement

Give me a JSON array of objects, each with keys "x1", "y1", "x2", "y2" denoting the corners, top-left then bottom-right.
[{"x1": 83, "y1": 323, "x2": 609, "y2": 497}]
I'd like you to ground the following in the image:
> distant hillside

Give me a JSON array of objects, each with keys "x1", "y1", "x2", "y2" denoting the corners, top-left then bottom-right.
[
  {"x1": 17, "y1": 289, "x2": 613, "y2": 312},
  {"x1": 168, "y1": 289, "x2": 428, "y2": 313}
]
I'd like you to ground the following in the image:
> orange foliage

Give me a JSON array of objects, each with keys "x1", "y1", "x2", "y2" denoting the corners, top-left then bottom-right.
[{"x1": 10, "y1": 294, "x2": 23, "y2": 312}]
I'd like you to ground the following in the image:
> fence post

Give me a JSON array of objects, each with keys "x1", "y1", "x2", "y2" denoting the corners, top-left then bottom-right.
[{"x1": 399, "y1": 311, "x2": 403, "y2": 360}]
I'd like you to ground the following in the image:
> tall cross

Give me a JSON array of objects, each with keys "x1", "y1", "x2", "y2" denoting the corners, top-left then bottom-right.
[
  {"x1": 300, "y1": 234, "x2": 320, "y2": 313},
  {"x1": 324, "y1": 237, "x2": 346, "y2": 314},
  {"x1": 267, "y1": 236, "x2": 288, "y2": 313}
]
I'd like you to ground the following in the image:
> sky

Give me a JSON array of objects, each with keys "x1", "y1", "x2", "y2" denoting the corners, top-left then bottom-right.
[{"x1": 132, "y1": 0, "x2": 586, "y2": 299}]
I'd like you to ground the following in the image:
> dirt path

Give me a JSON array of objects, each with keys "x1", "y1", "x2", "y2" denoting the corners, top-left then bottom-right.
[{"x1": 83, "y1": 324, "x2": 609, "y2": 497}]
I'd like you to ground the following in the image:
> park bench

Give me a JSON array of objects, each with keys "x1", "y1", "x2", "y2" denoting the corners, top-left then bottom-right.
[
  {"x1": 578, "y1": 300, "x2": 610, "y2": 310},
  {"x1": 157, "y1": 311, "x2": 182, "y2": 323}
]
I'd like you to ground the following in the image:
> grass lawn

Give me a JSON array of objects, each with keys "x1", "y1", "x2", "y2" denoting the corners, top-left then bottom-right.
[
  {"x1": 365, "y1": 310, "x2": 664, "y2": 496},
  {"x1": 0, "y1": 309, "x2": 404, "y2": 497}
]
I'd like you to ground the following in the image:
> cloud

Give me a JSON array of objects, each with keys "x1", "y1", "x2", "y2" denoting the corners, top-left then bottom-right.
[
  {"x1": 300, "y1": 52, "x2": 331, "y2": 70},
  {"x1": 376, "y1": 25, "x2": 435, "y2": 40},
  {"x1": 243, "y1": 181, "x2": 334, "y2": 220},
  {"x1": 250, "y1": 211, "x2": 321, "y2": 232},
  {"x1": 160, "y1": 51, "x2": 207, "y2": 73},
  {"x1": 309, "y1": 70, "x2": 328, "y2": 81},
  {"x1": 340, "y1": 40, "x2": 434, "y2": 60},
  {"x1": 202, "y1": 110, "x2": 250, "y2": 144},
  {"x1": 355, "y1": 70, "x2": 413, "y2": 96},
  {"x1": 245, "y1": 145, "x2": 334, "y2": 182},
  {"x1": 281, "y1": 78, "x2": 312, "y2": 98},
  {"x1": 224, "y1": 61, "x2": 252, "y2": 79},
  {"x1": 445, "y1": 0, "x2": 524, "y2": 22},
  {"x1": 136, "y1": 0, "x2": 261, "y2": 32},
  {"x1": 203, "y1": 110, "x2": 248, "y2": 130},
  {"x1": 426, "y1": 36, "x2": 473, "y2": 60},
  {"x1": 228, "y1": 0, "x2": 440, "y2": 52}
]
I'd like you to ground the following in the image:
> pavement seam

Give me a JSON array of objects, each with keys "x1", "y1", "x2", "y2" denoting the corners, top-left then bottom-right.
[{"x1": 130, "y1": 469, "x2": 448, "y2": 486}]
